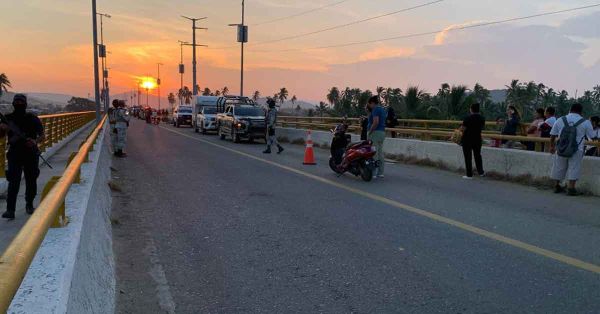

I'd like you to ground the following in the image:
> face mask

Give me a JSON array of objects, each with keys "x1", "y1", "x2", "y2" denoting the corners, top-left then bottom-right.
[{"x1": 13, "y1": 104, "x2": 26, "y2": 115}]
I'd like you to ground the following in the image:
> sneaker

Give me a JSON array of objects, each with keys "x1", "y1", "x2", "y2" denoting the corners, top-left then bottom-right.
[
  {"x1": 567, "y1": 188, "x2": 578, "y2": 196},
  {"x1": 263, "y1": 148, "x2": 271, "y2": 154},
  {"x1": 462, "y1": 176, "x2": 473, "y2": 180},
  {"x1": 2, "y1": 211, "x2": 15, "y2": 220},
  {"x1": 26, "y1": 203, "x2": 35, "y2": 215}
]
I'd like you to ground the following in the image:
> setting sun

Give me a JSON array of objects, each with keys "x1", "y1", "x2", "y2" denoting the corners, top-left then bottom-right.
[{"x1": 140, "y1": 78, "x2": 156, "y2": 90}]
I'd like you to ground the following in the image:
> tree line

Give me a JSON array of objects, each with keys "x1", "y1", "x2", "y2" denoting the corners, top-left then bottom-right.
[{"x1": 321, "y1": 81, "x2": 600, "y2": 121}]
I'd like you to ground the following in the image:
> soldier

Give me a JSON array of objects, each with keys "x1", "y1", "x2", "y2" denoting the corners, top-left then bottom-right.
[
  {"x1": 108, "y1": 99, "x2": 119, "y2": 155},
  {"x1": 111, "y1": 100, "x2": 130, "y2": 157},
  {"x1": 0, "y1": 94, "x2": 45, "y2": 219},
  {"x1": 263, "y1": 98, "x2": 284, "y2": 154}
]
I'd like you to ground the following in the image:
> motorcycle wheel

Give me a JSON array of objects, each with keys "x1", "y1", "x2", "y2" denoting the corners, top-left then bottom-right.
[{"x1": 360, "y1": 164, "x2": 373, "y2": 182}]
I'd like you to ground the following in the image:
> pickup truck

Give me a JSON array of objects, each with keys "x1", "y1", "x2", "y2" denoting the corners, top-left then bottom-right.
[
  {"x1": 217, "y1": 104, "x2": 266, "y2": 143},
  {"x1": 194, "y1": 106, "x2": 218, "y2": 133},
  {"x1": 172, "y1": 105, "x2": 193, "y2": 127}
]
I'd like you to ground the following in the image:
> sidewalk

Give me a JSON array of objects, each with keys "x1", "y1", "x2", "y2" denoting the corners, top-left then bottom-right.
[{"x1": 0, "y1": 123, "x2": 95, "y2": 253}]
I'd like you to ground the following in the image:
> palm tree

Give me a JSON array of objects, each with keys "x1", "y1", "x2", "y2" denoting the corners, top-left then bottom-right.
[
  {"x1": 448, "y1": 85, "x2": 469, "y2": 118},
  {"x1": 278, "y1": 87, "x2": 288, "y2": 105},
  {"x1": 181, "y1": 86, "x2": 193, "y2": 105},
  {"x1": 222, "y1": 86, "x2": 229, "y2": 96},
  {"x1": 316, "y1": 101, "x2": 328, "y2": 117},
  {"x1": 202, "y1": 88, "x2": 212, "y2": 96},
  {"x1": 327, "y1": 87, "x2": 340, "y2": 106},
  {"x1": 376, "y1": 86, "x2": 385, "y2": 101},
  {"x1": 215, "y1": 90, "x2": 221, "y2": 96},
  {"x1": 167, "y1": 92, "x2": 176, "y2": 111},
  {"x1": 404, "y1": 86, "x2": 428, "y2": 118},
  {"x1": 291, "y1": 95, "x2": 297, "y2": 106},
  {"x1": 0, "y1": 73, "x2": 11, "y2": 97},
  {"x1": 252, "y1": 90, "x2": 260, "y2": 102}
]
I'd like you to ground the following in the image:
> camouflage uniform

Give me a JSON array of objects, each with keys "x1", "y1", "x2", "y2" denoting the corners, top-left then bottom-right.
[
  {"x1": 264, "y1": 106, "x2": 284, "y2": 154},
  {"x1": 110, "y1": 107, "x2": 130, "y2": 153}
]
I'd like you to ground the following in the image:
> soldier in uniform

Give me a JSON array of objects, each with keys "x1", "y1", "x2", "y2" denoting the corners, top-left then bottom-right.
[
  {"x1": 263, "y1": 98, "x2": 284, "y2": 154},
  {"x1": 108, "y1": 99, "x2": 119, "y2": 155},
  {"x1": 110, "y1": 100, "x2": 130, "y2": 157},
  {"x1": 0, "y1": 94, "x2": 45, "y2": 219}
]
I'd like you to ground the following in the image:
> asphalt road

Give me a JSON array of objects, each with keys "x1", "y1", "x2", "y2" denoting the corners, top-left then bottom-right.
[{"x1": 112, "y1": 120, "x2": 600, "y2": 314}]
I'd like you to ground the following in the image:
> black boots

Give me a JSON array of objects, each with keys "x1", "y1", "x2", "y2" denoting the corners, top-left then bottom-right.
[
  {"x1": 277, "y1": 145, "x2": 284, "y2": 154},
  {"x1": 2, "y1": 211, "x2": 15, "y2": 220},
  {"x1": 114, "y1": 150, "x2": 127, "y2": 158},
  {"x1": 26, "y1": 203, "x2": 35, "y2": 215},
  {"x1": 263, "y1": 146, "x2": 271, "y2": 154}
]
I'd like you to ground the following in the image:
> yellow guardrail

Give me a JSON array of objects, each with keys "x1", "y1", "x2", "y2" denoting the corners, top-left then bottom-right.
[
  {"x1": 278, "y1": 117, "x2": 600, "y2": 153},
  {"x1": 0, "y1": 111, "x2": 97, "y2": 178},
  {"x1": 0, "y1": 115, "x2": 106, "y2": 312}
]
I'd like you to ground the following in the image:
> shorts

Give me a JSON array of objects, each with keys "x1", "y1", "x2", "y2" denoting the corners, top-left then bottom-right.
[{"x1": 551, "y1": 150, "x2": 584, "y2": 181}]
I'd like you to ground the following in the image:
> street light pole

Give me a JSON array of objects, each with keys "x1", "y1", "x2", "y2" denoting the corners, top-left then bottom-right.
[
  {"x1": 229, "y1": 0, "x2": 248, "y2": 97},
  {"x1": 181, "y1": 16, "x2": 207, "y2": 96},
  {"x1": 92, "y1": 0, "x2": 101, "y2": 120},
  {"x1": 178, "y1": 40, "x2": 189, "y2": 106},
  {"x1": 157, "y1": 63, "x2": 163, "y2": 111},
  {"x1": 97, "y1": 12, "x2": 111, "y2": 111}
]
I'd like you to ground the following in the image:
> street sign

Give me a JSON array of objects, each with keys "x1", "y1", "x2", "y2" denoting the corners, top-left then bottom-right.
[
  {"x1": 98, "y1": 44, "x2": 106, "y2": 58},
  {"x1": 103, "y1": 69, "x2": 108, "y2": 78},
  {"x1": 179, "y1": 64, "x2": 185, "y2": 74},
  {"x1": 237, "y1": 25, "x2": 248, "y2": 43}
]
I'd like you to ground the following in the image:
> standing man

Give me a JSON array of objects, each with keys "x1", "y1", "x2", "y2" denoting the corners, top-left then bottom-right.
[
  {"x1": 460, "y1": 103, "x2": 486, "y2": 179},
  {"x1": 0, "y1": 94, "x2": 45, "y2": 219},
  {"x1": 263, "y1": 98, "x2": 284, "y2": 154},
  {"x1": 549, "y1": 103, "x2": 595, "y2": 196},
  {"x1": 367, "y1": 96, "x2": 386, "y2": 178},
  {"x1": 111, "y1": 100, "x2": 130, "y2": 157},
  {"x1": 108, "y1": 99, "x2": 119, "y2": 155}
]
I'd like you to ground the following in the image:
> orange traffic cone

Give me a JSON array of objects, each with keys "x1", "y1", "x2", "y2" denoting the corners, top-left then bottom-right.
[{"x1": 303, "y1": 130, "x2": 317, "y2": 165}]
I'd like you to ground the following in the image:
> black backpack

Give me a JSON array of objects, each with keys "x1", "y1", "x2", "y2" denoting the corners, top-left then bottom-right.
[{"x1": 557, "y1": 117, "x2": 586, "y2": 157}]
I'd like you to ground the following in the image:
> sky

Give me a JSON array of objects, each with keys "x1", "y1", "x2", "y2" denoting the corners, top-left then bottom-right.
[{"x1": 1, "y1": 0, "x2": 599, "y2": 103}]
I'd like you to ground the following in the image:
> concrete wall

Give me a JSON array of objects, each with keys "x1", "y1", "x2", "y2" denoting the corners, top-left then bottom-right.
[
  {"x1": 278, "y1": 128, "x2": 600, "y2": 196},
  {"x1": 9, "y1": 123, "x2": 115, "y2": 314}
]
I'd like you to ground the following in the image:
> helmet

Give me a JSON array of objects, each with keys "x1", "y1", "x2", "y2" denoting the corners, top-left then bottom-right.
[{"x1": 267, "y1": 98, "x2": 276, "y2": 108}]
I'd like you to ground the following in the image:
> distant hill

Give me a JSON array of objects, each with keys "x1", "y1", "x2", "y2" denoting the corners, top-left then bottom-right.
[
  {"x1": 0, "y1": 91, "x2": 71, "y2": 107},
  {"x1": 489, "y1": 89, "x2": 507, "y2": 103}
]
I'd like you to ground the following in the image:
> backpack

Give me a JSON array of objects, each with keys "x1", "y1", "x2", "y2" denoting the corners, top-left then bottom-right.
[{"x1": 557, "y1": 116, "x2": 586, "y2": 157}]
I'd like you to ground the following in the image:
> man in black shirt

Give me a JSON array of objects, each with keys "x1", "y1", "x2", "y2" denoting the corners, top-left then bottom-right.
[
  {"x1": 0, "y1": 94, "x2": 45, "y2": 220},
  {"x1": 461, "y1": 103, "x2": 486, "y2": 179}
]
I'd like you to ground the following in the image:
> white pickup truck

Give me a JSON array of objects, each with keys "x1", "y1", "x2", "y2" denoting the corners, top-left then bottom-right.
[{"x1": 193, "y1": 96, "x2": 219, "y2": 133}]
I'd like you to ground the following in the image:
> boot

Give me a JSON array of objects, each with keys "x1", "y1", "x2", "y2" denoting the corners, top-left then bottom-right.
[
  {"x1": 277, "y1": 145, "x2": 284, "y2": 154},
  {"x1": 2, "y1": 211, "x2": 15, "y2": 220},
  {"x1": 26, "y1": 203, "x2": 35, "y2": 215},
  {"x1": 263, "y1": 146, "x2": 271, "y2": 154}
]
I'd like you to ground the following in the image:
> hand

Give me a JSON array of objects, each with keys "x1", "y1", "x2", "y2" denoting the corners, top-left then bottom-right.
[
  {"x1": 550, "y1": 147, "x2": 556, "y2": 154},
  {"x1": 26, "y1": 138, "x2": 37, "y2": 148}
]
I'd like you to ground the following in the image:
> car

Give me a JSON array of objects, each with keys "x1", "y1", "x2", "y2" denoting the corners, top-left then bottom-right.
[
  {"x1": 217, "y1": 104, "x2": 266, "y2": 143},
  {"x1": 172, "y1": 105, "x2": 193, "y2": 127},
  {"x1": 193, "y1": 96, "x2": 219, "y2": 133}
]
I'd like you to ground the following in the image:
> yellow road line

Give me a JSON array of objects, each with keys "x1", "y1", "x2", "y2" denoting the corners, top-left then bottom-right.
[{"x1": 160, "y1": 125, "x2": 600, "y2": 274}]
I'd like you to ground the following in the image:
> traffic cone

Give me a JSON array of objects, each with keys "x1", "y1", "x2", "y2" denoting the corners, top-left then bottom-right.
[{"x1": 303, "y1": 130, "x2": 317, "y2": 165}]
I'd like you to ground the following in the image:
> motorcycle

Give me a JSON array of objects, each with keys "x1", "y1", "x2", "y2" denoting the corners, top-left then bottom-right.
[{"x1": 328, "y1": 122, "x2": 378, "y2": 182}]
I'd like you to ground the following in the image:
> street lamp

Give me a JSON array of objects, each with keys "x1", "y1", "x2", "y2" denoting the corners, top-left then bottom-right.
[
  {"x1": 228, "y1": 0, "x2": 248, "y2": 97},
  {"x1": 177, "y1": 40, "x2": 189, "y2": 105},
  {"x1": 97, "y1": 12, "x2": 111, "y2": 112},
  {"x1": 91, "y1": 0, "x2": 101, "y2": 120},
  {"x1": 157, "y1": 63, "x2": 163, "y2": 110},
  {"x1": 181, "y1": 16, "x2": 207, "y2": 96}
]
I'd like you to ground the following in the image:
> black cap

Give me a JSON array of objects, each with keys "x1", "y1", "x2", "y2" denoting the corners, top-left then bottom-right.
[{"x1": 13, "y1": 94, "x2": 27, "y2": 104}]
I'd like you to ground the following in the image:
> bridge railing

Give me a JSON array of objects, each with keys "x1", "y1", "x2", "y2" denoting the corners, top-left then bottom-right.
[
  {"x1": 0, "y1": 111, "x2": 97, "y2": 178},
  {"x1": 278, "y1": 116, "x2": 600, "y2": 153},
  {"x1": 0, "y1": 115, "x2": 106, "y2": 312}
]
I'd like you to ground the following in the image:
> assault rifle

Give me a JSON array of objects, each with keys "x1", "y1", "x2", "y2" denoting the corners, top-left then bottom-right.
[{"x1": 0, "y1": 112, "x2": 53, "y2": 169}]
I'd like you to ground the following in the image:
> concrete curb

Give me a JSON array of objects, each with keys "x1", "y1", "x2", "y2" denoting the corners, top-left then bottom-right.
[
  {"x1": 8, "y1": 121, "x2": 115, "y2": 314},
  {"x1": 0, "y1": 121, "x2": 95, "y2": 197}
]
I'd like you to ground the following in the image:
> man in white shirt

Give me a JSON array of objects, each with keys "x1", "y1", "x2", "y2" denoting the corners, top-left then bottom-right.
[{"x1": 549, "y1": 103, "x2": 595, "y2": 196}]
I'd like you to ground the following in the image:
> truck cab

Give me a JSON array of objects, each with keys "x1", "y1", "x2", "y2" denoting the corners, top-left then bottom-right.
[
  {"x1": 194, "y1": 96, "x2": 219, "y2": 133},
  {"x1": 172, "y1": 105, "x2": 193, "y2": 128},
  {"x1": 217, "y1": 103, "x2": 266, "y2": 143}
]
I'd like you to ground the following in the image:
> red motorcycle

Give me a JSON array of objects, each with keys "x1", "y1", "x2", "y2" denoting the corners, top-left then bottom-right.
[{"x1": 329, "y1": 123, "x2": 378, "y2": 182}]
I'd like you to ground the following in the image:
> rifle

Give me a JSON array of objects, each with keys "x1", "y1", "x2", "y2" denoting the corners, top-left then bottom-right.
[{"x1": 0, "y1": 112, "x2": 53, "y2": 169}]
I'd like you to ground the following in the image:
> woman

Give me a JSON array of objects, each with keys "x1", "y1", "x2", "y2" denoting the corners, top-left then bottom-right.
[
  {"x1": 501, "y1": 105, "x2": 521, "y2": 148},
  {"x1": 585, "y1": 116, "x2": 600, "y2": 156},
  {"x1": 525, "y1": 108, "x2": 545, "y2": 151}
]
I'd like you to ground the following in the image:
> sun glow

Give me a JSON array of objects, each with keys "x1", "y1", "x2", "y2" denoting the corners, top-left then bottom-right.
[{"x1": 140, "y1": 78, "x2": 157, "y2": 90}]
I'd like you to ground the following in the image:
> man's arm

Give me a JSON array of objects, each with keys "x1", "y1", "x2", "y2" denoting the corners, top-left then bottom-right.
[
  {"x1": 550, "y1": 135, "x2": 558, "y2": 154},
  {"x1": 369, "y1": 116, "x2": 379, "y2": 134}
]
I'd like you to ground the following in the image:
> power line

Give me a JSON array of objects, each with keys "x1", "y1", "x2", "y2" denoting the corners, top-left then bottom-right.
[
  {"x1": 208, "y1": 0, "x2": 444, "y2": 49},
  {"x1": 252, "y1": 0, "x2": 353, "y2": 26},
  {"x1": 252, "y1": 0, "x2": 445, "y2": 45},
  {"x1": 249, "y1": 3, "x2": 600, "y2": 53}
]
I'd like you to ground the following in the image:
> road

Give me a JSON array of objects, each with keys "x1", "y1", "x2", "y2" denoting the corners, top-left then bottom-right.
[{"x1": 112, "y1": 120, "x2": 600, "y2": 313}]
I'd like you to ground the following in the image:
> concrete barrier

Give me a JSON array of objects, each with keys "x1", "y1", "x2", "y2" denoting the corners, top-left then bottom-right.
[
  {"x1": 278, "y1": 127, "x2": 600, "y2": 196},
  {"x1": 8, "y1": 123, "x2": 114, "y2": 314}
]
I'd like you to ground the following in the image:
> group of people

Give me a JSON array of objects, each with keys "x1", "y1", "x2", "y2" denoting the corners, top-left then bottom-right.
[
  {"x1": 108, "y1": 99, "x2": 130, "y2": 158},
  {"x1": 462, "y1": 102, "x2": 599, "y2": 195}
]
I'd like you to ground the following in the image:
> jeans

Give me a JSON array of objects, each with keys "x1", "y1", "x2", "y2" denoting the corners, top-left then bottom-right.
[
  {"x1": 462, "y1": 141, "x2": 484, "y2": 177},
  {"x1": 369, "y1": 131, "x2": 386, "y2": 176}
]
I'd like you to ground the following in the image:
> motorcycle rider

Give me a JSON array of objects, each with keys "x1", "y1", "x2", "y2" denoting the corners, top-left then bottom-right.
[{"x1": 263, "y1": 98, "x2": 284, "y2": 154}]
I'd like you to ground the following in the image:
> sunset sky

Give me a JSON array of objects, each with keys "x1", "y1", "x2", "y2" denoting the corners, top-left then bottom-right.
[{"x1": 1, "y1": 0, "x2": 599, "y2": 102}]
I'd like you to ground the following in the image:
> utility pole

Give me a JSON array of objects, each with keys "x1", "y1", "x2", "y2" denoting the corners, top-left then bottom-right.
[
  {"x1": 157, "y1": 63, "x2": 163, "y2": 111},
  {"x1": 92, "y1": 0, "x2": 101, "y2": 120},
  {"x1": 97, "y1": 12, "x2": 111, "y2": 112},
  {"x1": 178, "y1": 40, "x2": 189, "y2": 106},
  {"x1": 181, "y1": 16, "x2": 207, "y2": 96},
  {"x1": 229, "y1": 0, "x2": 248, "y2": 97}
]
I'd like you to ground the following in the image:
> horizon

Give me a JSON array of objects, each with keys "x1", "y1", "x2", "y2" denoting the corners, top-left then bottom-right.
[{"x1": 1, "y1": 1, "x2": 599, "y2": 103}]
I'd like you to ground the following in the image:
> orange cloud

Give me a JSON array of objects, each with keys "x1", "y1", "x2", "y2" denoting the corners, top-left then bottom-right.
[
  {"x1": 358, "y1": 46, "x2": 415, "y2": 62},
  {"x1": 434, "y1": 21, "x2": 485, "y2": 45}
]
